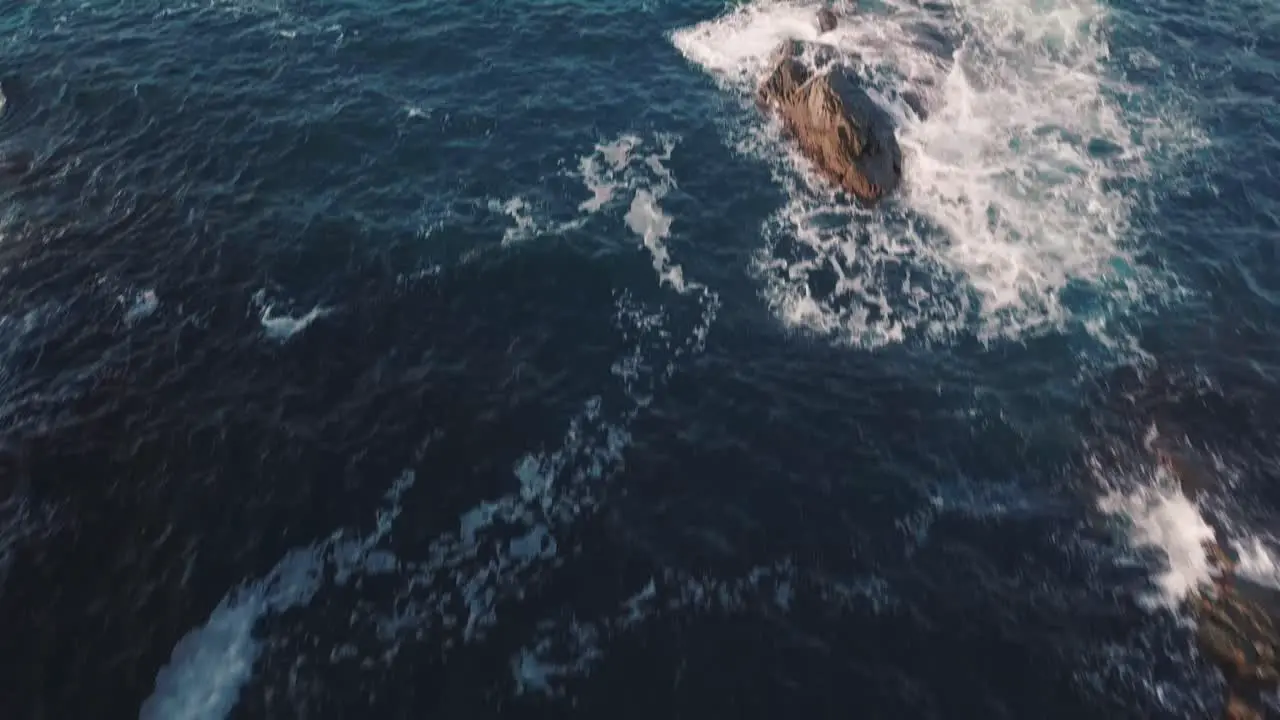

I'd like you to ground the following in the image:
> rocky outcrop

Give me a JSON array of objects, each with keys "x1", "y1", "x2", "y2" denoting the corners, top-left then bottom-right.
[
  {"x1": 755, "y1": 37, "x2": 902, "y2": 204},
  {"x1": 1195, "y1": 543, "x2": 1280, "y2": 720},
  {"x1": 1156, "y1": 448, "x2": 1280, "y2": 719}
]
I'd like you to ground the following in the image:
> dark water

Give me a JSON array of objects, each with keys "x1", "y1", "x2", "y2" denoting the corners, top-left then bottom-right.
[{"x1": 1, "y1": 0, "x2": 1278, "y2": 717}]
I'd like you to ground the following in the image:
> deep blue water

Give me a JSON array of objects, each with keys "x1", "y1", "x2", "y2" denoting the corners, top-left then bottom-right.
[{"x1": 1, "y1": 0, "x2": 1279, "y2": 717}]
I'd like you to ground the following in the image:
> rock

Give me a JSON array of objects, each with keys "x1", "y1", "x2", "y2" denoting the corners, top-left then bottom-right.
[
  {"x1": 767, "y1": 39, "x2": 840, "y2": 73},
  {"x1": 900, "y1": 89, "x2": 929, "y2": 121},
  {"x1": 816, "y1": 7, "x2": 838, "y2": 34},
  {"x1": 756, "y1": 42, "x2": 902, "y2": 204},
  {"x1": 1152, "y1": 444, "x2": 1280, "y2": 719},
  {"x1": 1194, "y1": 539, "x2": 1280, "y2": 719},
  {"x1": 757, "y1": 42, "x2": 812, "y2": 108},
  {"x1": 1225, "y1": 694, "x2": 1263, "y2": 720}
]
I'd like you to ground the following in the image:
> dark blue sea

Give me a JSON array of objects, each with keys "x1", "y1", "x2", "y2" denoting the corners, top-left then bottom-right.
[{"x1": 1, "y1": 0, "x2": 1278, "y2": 717}]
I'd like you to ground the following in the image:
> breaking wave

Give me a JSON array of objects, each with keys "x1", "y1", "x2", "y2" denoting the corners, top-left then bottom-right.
[{"x1": 671, "y1": 0, "x2": 1198, "y2": 347}]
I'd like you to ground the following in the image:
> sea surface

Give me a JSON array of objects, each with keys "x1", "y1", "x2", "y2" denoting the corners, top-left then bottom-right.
[{"x1": 0, "y1": 0, "x2": 1278, "y2": 717}]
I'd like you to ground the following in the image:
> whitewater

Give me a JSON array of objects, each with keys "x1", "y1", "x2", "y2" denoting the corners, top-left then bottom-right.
[{"x1": 672, "y1": 0, "x2": 1197, "y2": 346}]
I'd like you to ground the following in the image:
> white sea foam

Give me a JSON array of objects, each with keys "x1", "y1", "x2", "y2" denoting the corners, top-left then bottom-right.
[
  {"x1": 489, "y1": 134, "x2": 707, "y2": 300},
  {"x1": 1098, "y1": 474, "x2": 1216, "y2": 609},
  {"x1": 671, "y1": 0, "x2": 1192, "y2": 347},
  {"x1": 251, "y1": 289, "x2": 331, "y2": 342},
  {"x1": 1093, "y1": 421, "x2": 1280, "y2": 612},
  {"x1": 140, "y1": 547, "x2": 323, "y2": 720},
  {"x1": 625, "y1": 185, "x2": 684, "y2": 292},
  {"x1": 488, "y1": 196, "x2": 546, "y2": 245},
  {"x1": 1228, "y1": 534, "x2": 1280, "y2": 590},
  {"x1": 577, "y1": 134, "x2": 641, "y2": 213},
  {"x1": 121, "y1": 288, "x2": 160, "y2": 326},
  {"x1": 140, "y1": 472, "x2": 415, "y2": 720},
  {"x1": 573, "y1": 133, "x2": 713, "y2": 300},
  {"x1": 1089, "y1": 423, "x2": 1216, "y2": 610}
]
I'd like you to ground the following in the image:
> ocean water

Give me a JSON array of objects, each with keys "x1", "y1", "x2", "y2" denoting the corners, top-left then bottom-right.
[{"x1": 0, "y1": 0, "x2": 1278, "y2": 717}]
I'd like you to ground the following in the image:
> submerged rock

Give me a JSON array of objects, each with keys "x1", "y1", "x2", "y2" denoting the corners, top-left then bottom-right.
[
  {"x1": 816, "y1": 7, "x2": 838, "y2": 34},
  {"x1": 756, "y1": 39, "x2": 902, "y2": 204}
]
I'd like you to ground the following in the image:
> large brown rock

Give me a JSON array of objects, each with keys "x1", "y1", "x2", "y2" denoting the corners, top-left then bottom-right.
[
  {"x1": 756, "y1": 41, "x2": 902, "y2": 204},
  {"x1": 1194, "y1": 540, "x2": 1280, "y2": 719}
]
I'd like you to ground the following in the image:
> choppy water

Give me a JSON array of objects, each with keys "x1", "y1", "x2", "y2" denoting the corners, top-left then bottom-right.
[{"x1": 1, "y1": 0, "x2": 1279, "y2": 717}]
